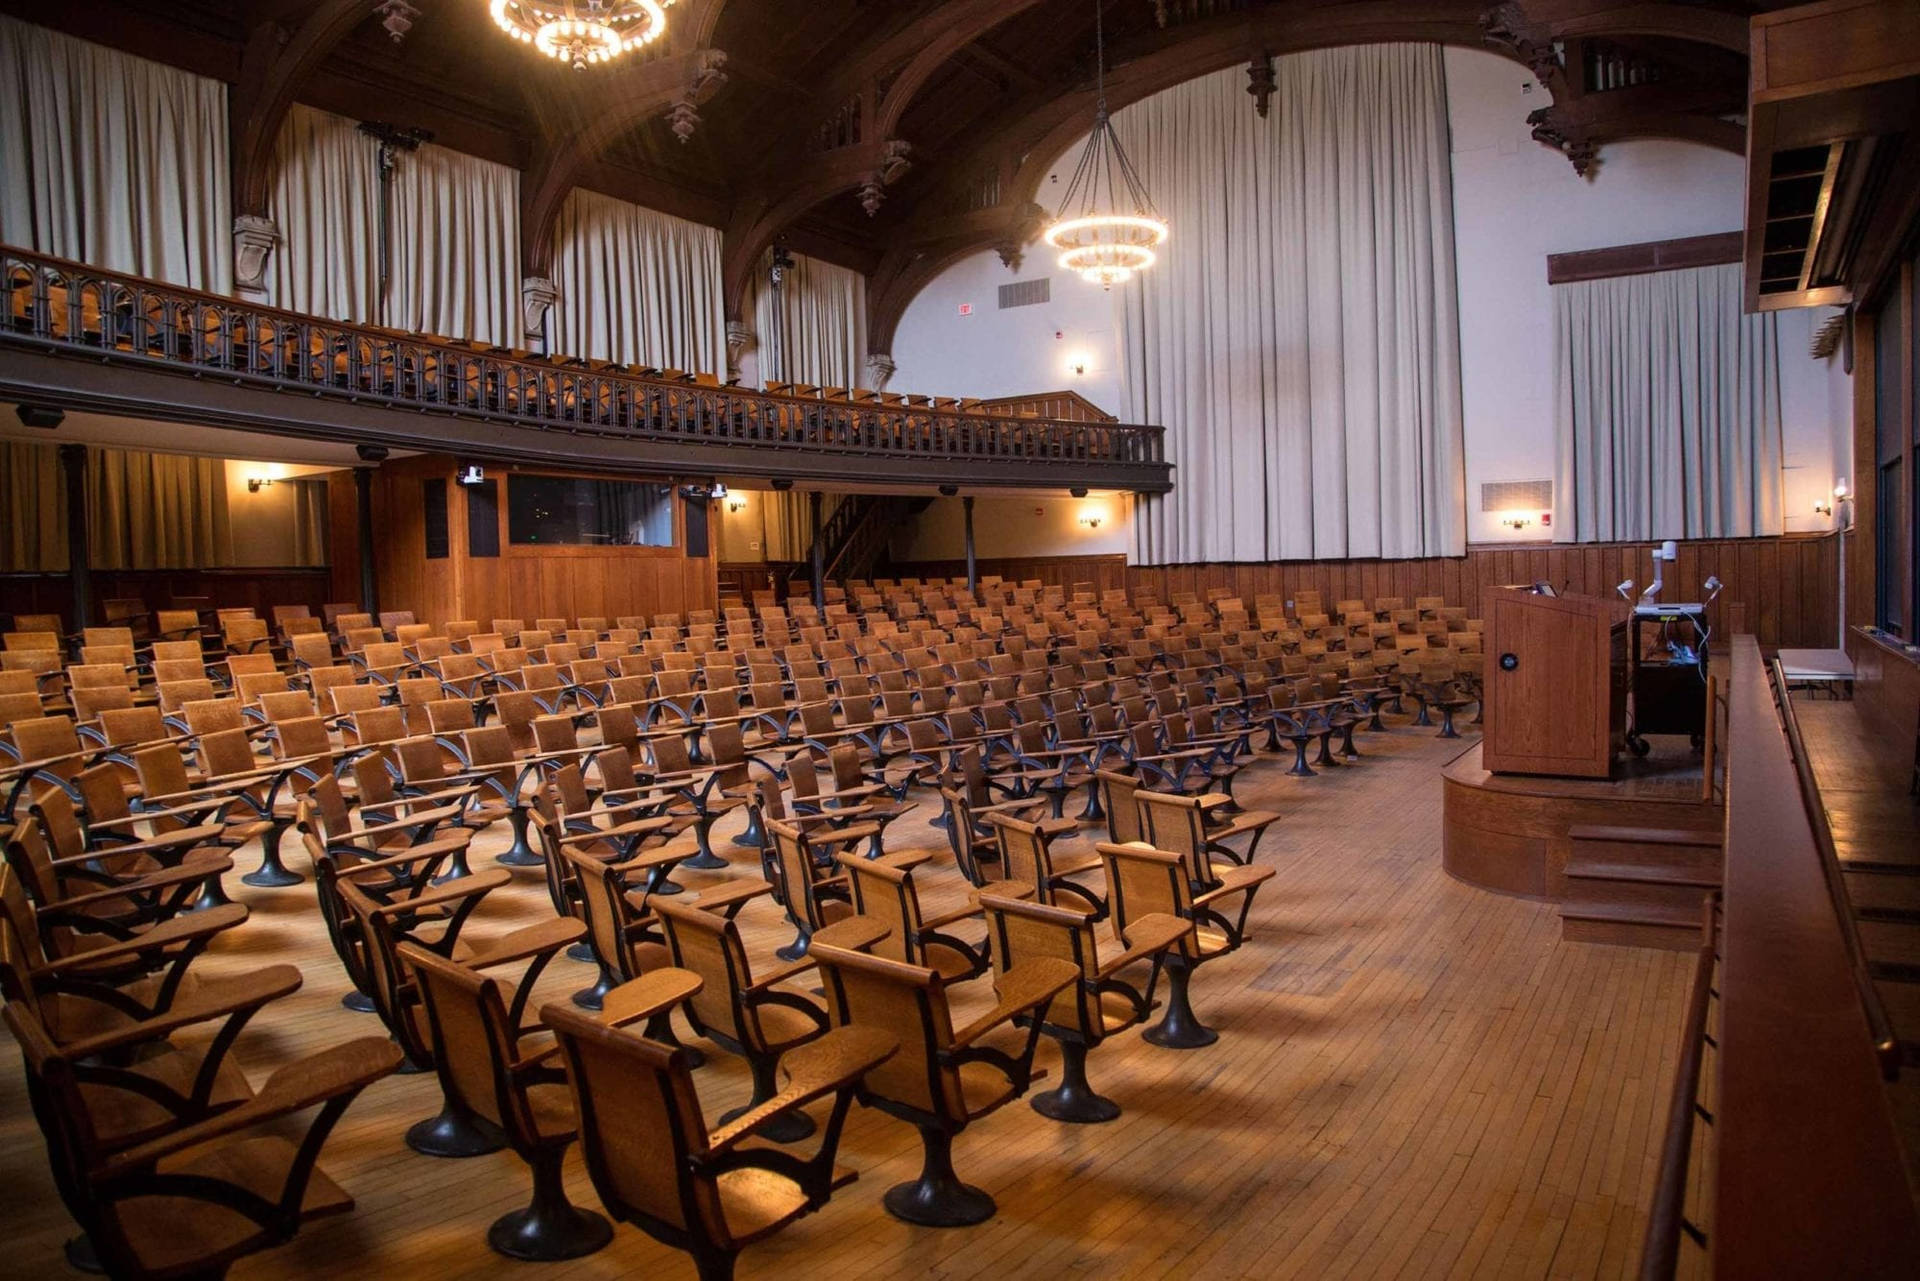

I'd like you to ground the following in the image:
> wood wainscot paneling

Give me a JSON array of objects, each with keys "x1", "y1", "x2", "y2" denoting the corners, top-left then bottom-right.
[
  {"x1": 894, "y1": 533, "x2": 1841, "y2": 649},
  {"x1": 1847, "y1": 625, "x2": 1920, "y2": 787},
  {"x1": 372, "y1": 456, "x2": 719, "y2": 627}
]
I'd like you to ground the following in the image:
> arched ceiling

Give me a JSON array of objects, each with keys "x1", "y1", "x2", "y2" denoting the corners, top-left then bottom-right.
[{"x1": 1, "y1": 0, "x2": 1781, "y2": 351}]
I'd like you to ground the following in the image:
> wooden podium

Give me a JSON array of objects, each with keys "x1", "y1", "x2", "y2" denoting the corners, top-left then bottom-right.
[{"x1": 1480, "y1": 588, "x2": 1628, "y2": 778}]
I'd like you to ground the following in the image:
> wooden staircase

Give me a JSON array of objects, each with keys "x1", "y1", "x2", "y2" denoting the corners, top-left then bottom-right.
[{"x1": 1559, "y1": 825, "x2": 1723, "y2": 949}]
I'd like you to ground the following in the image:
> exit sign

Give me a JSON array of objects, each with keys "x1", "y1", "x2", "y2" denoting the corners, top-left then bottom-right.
[{"x1": 957, "y1": 303, "x2": 973, "y2": 316}]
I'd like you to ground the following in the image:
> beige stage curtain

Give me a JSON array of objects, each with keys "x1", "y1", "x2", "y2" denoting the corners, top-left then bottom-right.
[
  {"x1": 549, "y1": 187, "x2": 726, "y2": 375},
  {"x1": 1553, "y1": 262, "x2": 1784, "y2": 542},
  {"x1": 0, "y1": 14, "x2": 230, "y2": 291},
  {"x1": 1116, "y1": 46, "x2": 1466, "y2": 564},
  {"x1": 0, "y1": 441, "x2": 66, "y2": 572},
  {"x1": 291, "y1": 479, "x2": 329, "y2": 566},
  {"x1": 387, "y1": 141, "x2": 521, "y2": 347},
  {"x1": 89, "y1": 448, "x2": 232, "y2": 570},
  {"x1": 266, "y1": 104, "x2": 380, "y2": 323},
  {"x1": 749, "y1": 251, "x2": 867, "y2": 387}
]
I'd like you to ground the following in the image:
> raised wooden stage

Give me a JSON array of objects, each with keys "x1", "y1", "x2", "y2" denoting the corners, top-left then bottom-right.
[{"x1": 1442, "y1": 743, "x2": 1725, "y2": 947}]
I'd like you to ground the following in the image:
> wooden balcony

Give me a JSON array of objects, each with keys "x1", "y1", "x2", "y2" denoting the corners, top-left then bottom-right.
[{"x1": 0, "y1": 246, "x2": 1172, "y2": 493}]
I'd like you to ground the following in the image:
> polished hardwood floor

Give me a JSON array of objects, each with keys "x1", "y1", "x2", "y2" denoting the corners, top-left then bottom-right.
[{"x1": 0, "y1": 721, "x2": 1695, "y2": 1280}]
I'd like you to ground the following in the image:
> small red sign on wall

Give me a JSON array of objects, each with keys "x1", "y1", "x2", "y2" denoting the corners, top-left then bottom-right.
[{"x1": 957, "y1": 303, "x2": 973, "y2": 316}]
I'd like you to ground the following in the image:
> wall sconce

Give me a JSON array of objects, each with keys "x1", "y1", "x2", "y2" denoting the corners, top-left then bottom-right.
[
  {"x1": 246, "y1": 476, "x2": 273, "y2": 493},
  {"x1": 726, "y1": 495, "x2": 747, "y2": 513},
  {"x1": 1077, "y1": 508, "x2": 1104, "y2": 529},
  {"x1": 1813, "y1": 497, "x2": 1832, "y2": 516}
]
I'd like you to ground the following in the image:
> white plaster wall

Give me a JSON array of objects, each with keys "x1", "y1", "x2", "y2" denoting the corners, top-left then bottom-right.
[{"x1": 886, "y1": 45, "x2": 1853, "y2": 555}]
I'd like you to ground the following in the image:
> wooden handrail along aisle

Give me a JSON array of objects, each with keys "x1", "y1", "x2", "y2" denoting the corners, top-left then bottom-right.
[{"x1": 1643, "y1": 636, "x2": 1919, "y2": 1279}]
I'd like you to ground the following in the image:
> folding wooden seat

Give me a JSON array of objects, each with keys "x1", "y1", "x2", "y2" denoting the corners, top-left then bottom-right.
[
  {"x1": 837, "y1": 844, "x2": 1000, "y2": 986},
  {"x1": 1097, "y1": 838, "x2": 1272, "y2": 1048},
  {"x1": 972, "y1": 890, "x2": 1188, "y2": 1123},
  {"x1": 378, "y1": 610, "x2": 417, "y2": 635},
  {"x1": 401, "y1": 941, "x2": 616, "y2": 1260},
  {"x1": 541, "y1": 997, "x2": 889, "y2": 1281},
  {"x1": 986, "y1": 810, "x2": 1106, "y2": 918},
  {"x1": 4, "y1": 997, "x2": 398, "y2": 1281},
  {"x1": 653, "y1": 897, "x2": 842, "y2": 1142},
  {"x1": 12, "y1": 791, "x2": 230, "y2": 929},
  {"x1": 1415, "y1": 655, "x2": 1475, "y2": 738},
  {"x1": 809, "y1": 937, "x2": 1076, "y2": 1225},
  {"x1": 221, "y1": 616, "x2": 272, "y2": 657},
  {"x1": 285, "y1": 630, "x2": 335, "y2": 672}
]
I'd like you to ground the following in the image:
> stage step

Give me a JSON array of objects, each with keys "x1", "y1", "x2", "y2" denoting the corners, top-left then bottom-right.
[
  {"x1": 1565, "y1": 824, "x2": 1723, "y2": 874},
  {"x1": 1560, "y1": 901, "x2": 1709, "y2": 951},
  {"x1": 1563, "y1": 860, "x2": 1721, "y2": 912}
]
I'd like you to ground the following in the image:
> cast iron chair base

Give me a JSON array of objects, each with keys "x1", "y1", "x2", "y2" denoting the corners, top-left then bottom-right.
[
  {"x1": 406, "y1": 1106, "x2": 507, "y2": 1158},
  {"x1": 883, "y1": 1127, "x2": 997, "y2": 1227},
  {"x1": 1030, "y1": 1042, "x2": 1120, "y2": 1124},
  {"x1": 487, "y1": 1155, "x2": 613, "y2": 1261},
  {"x1": 1142, "y1": 963, "x2": 1218, "y2": 1050}
]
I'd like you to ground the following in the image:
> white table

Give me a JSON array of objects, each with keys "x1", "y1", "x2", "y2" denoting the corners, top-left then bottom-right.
[{"x1": 1776, "y1": 647, "x2": 1855, "y2": 696}]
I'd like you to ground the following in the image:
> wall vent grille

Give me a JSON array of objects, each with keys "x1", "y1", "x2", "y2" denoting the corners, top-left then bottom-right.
[
  {"x1": 1480, "y1": 479, "x2": 1553, "y2": 512},
  {"x1": 997, "y1": 278, "x2": 1050, "y2": 309}
]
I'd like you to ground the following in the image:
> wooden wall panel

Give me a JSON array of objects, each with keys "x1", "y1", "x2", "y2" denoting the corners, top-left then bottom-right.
[
  {"x1": 369, "y1": 456, "x2": 718, "y2": 626},
  {"x1": 894, "y1": 533, "x2": 1841, "y2": 649}
]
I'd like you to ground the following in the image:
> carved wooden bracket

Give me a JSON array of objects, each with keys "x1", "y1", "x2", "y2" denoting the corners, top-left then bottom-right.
[
  {"x1": 521, "y1": 276, "x2": 561, "y2": 339},
  {"x1": 1247, "y1": 55, "x2": 1276, "y2": 118},
  {"x1": 231, "y1": 215, "x2": 281, "y2": 297}
]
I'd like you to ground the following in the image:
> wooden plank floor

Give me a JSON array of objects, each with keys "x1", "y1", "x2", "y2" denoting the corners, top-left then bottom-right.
[{"x1": 0, "y1": 721, "x2": 1693, "y2": 1281}]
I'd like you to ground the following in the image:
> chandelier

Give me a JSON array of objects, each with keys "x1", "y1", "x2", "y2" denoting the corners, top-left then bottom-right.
[
  {"x1": 1042, "y1": 0, "x2": 1168, "y2": 288},
  {"x1": 489, "y1": 0, "x2": 672, "y2": 71}
]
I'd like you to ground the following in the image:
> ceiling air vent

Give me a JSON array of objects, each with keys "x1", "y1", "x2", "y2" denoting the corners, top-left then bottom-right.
[
  {"x1": 1481, "y1": 480, "x2": 1552, "y2": 512},
  {"x1": 997, "y1": 278, "x2": 1050, "y2": 309}
]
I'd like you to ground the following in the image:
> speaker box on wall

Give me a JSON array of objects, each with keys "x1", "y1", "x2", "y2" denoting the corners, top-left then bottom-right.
[
  {"x1": 684, "y1": 495, "x2": 710, "y2": 559},
  {"x1": 467, "y1": 479, "x2": 500, "y2": 558},
  {"x1": 423, "y1": 479, "x2": 449, "y2": 560}
]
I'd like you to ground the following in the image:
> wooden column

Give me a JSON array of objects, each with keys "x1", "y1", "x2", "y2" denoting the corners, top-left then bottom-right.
[
  {"x1": 354, "y1": 466, "x2": 378, "y2": 614},
  {"x1": 809, "y1": 490, "x2": 825, "y2": 609},
  {"x1": 58, "y1": 444, "x2": 91, "y2": 630},
  {"x1": 963, "y1": 495, "x2": 977, "y2": 598}
]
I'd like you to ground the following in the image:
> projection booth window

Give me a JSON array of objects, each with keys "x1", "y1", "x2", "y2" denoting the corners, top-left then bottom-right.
[{"x1": 506, "y1": 475, "x2": 676, "y2": 547}]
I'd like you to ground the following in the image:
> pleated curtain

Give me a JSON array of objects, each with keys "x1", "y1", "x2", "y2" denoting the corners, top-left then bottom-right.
[
  {"x1": 1553, "y1": 262, "x2": 1783, "y2": 541},
  {"x1": 0, "y1": 14, "x2": 230, "y2": 292},
  {"x1": 1116, "y1": 46, "x2": 1466, "y2": 564},
  {"x1": 548, "y1": 187, "x2": 726, "y2": 374},
  {"x1": 88, "y1": 447, "x2": 232, "y2": 569},
  {"x1": 386, "y1": 141, "x2": 520, "y2": 347},
  {"x1": 0, "y1": 441, "x2": 67, "y2": 571},
  {"x1": 749, "y1": 251, "x2": 868, "y2": 387},
  {"x1": 266, "y1": 104, "x2": 380, "y2": 324}
]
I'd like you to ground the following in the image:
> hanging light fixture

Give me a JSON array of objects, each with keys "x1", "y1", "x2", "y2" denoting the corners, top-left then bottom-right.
[
  {"x1": 489, "y1": 0, "x2": 672, "y2": 71},
  {"x1": 1043, "y1": 0, "x2": 1168, "y2": 289}
]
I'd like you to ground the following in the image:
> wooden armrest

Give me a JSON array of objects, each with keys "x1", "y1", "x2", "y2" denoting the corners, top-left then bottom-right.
[
  {"x1": 48, "y1": 824, "x2": 227, "y2": 866},
  {"x1": 559, "y1": 815, "x2": 677, "y2": 846},
  {"x1": 35, "y1": 903, "x2": 248, "y2": 975},
  {"x1": 919, "y1": 899, "x2": 983, "y2": 931},
  {"x1": 99, "y1": 1037, "x2": 403, "y2": 1178},
  {"x1": 597, "y1": 967, "x2": 703, "y2": 1029},
  {"x1": 341, "y1": 803, "x2": 466, "y2": 842},
  {"x1": 1193, "y1": 863, "x2": 1277, "y2": 907},
  {"x1": 704, "y1": 1026, "x2": 897, "y2": 1155},
  {"x1": 90, "y1": 798, "x2": 229, "y2": 829},
  {"x1": 368, "y1": 867, "x2": 509, "y2": 916},
  {"x1": 42, "y1": 852, "x2": 232, "y2": 911},
  {"x1": 949, "y1": 957, "x2": 1079, "y2": 1050},
  {"x1": 335, "y1": 834, "x2": 472, "y2": 879},
  {"x1": 55, "y1": 965, "x2": 304, "y2": 1061},
  {"x1": 690, "y1": 878, "x2": 775, "y2": 914},
  {"x1": 807, "y1": 820, "x2": 885, "y2": 848},
  {"x1": 1097, "y1": 912, "x2": 1190, "y2": 977},
  {"x1": 465, "y1": 917, "x2": 587, "y2": 969},
  {"x1": 810, "y1": 916, "x2": 892, "y2": 952},
  {"x1": 744, "y1": 952, "x2": 819, "y2": 994}
]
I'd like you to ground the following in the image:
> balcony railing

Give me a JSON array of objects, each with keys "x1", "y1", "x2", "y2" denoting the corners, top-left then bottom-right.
[{"x1": 0, "y1": 246, "x2": 1170, "y2": 488}]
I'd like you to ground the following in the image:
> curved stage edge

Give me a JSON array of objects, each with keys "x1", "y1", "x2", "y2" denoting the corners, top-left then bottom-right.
[{"x1": 1441, "y1": 742, "x2": 1722, "y2": 901}]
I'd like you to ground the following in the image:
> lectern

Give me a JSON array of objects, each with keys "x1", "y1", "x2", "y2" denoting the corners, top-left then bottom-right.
[{"x1": 1480, "y1": 588, "x2": 1628, "y2": 778}]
